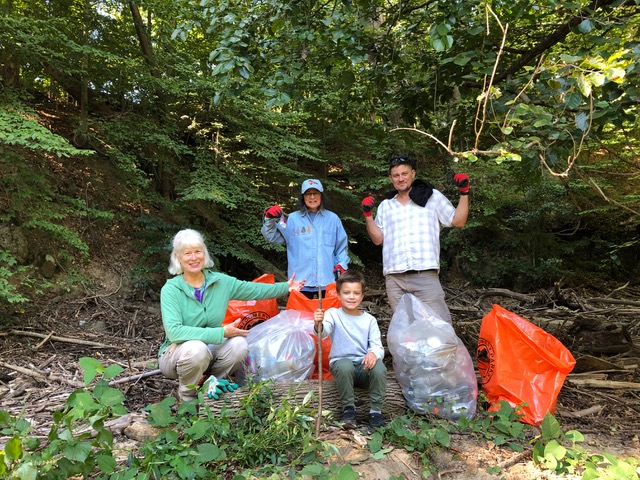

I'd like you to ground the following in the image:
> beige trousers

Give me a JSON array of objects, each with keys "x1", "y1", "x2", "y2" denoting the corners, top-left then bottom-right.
[
  {"x1": 159, "y1": 337, "x2": 248, "y2": 401},
  {"x1": 385, "y1": 270, "x2": 452, "y2": 323}
]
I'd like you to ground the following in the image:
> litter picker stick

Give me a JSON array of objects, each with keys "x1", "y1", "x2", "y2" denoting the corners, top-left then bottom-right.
[{"x1": 315, "y1": 285, "x2": 323, "y2": 437}]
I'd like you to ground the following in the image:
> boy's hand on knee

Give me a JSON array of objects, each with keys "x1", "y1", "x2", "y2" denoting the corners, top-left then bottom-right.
[{"x1": 362, "y1": 352, "x2": 377, "y2": 370}]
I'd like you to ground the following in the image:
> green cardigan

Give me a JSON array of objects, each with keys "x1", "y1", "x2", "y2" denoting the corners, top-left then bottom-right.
[{"x1": 158, "y1": 270, "x2": 289, "y2": 356}]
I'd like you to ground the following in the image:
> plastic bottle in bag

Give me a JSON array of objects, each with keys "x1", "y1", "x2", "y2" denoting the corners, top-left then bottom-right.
[{"x1": 388, "y1": 293, "x2": 478, "y2": 420}]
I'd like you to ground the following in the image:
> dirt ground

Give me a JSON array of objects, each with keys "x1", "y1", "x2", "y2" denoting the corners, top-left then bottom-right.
[{"x1": 1, "y1": 264, "x2": 639, "y2": 479}]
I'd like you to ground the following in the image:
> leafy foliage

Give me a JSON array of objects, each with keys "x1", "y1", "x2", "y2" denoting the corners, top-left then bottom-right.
[
  {"x1": 0, "y1": 358, "x2": 125, "y2": 478},
  {"x1": 533, "y1": 412, "x2": 640, "y2": 479},
  {"x1": 1, "y1": 358, "x2": 637, "y2": 479},
  {"x1": 0, "y1": 0, "x2": 638, "y2": 292},
  {"x1": 0, "y1": 251, "x2": 29, "y2": 305}
]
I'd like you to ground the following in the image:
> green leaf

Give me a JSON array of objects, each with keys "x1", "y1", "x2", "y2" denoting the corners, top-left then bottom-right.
[
  {"x1": 564, "y1": 92, "x2": 582, "y2": 109},
  {"x1": 5, "y1": 436, "x2": 22, "y2": 462},
  {"x1": 436, "y1": 22, "x2": 451, "y2": 36},
  {"x1": 63, "y1": 441, "x2": 92, "y2": 462},
  {"x1": 16, "y1": 463, "x2": 38, "y2": 480},
  {"x1": 564, "y1": 430, "x2": 584, "y2": 442},
  {"x1": 336, "y1": 464, "x2": 359, "y2": 480},
  {"x1": 103, "y1": 364, "x2": 124, "y2": 380},
  {"x1": 434, "y1": 427, "x2": 450, "y2": 447},
  {"x1": 431, "y1": 38, "x2": 445, "y2": 52},
  {"x1": 604, "y1": 67, "x2": 626, "y2": 83},
  {"x1": 576, "y1": 74, "x2": 592, "y2": 97},
  {"x1": 98, "y1": 387, "x2": 126, "y2": 407},
  {"x1": 300, "y1": 463, "x2": 325, "y2": 475},
  {"x1": 560, "y1": 54, "x2": 581, "y2": 63},
  {"x1": 197, "y1": 443, "x2": 226, "y2": 462},
  {"x1": 577, "y1": 19, "x2": 593, "y2": 33},
  {"x1": 540, "y1": 413, "x2": 562, "y2": 440},
  {"x1": 544, "y1": 439, "x2": 567, "y2": 461},
  {"x1": 575, "y1": 111, "x2": 590, "y2": 131},
  {"x1": 79, "y1": 357, "x2": 103, "y2": 385},
  {"x1": 96, "y1": 453, "x2": 117, "y2": 474},
  {"x1": 587, "y1": 72, "x2": 606, "y2": 87}
]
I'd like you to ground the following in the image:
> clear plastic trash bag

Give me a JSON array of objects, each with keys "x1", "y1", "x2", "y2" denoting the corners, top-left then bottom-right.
[
  {"x1": 245, "y1": 309, "x2": 316, "y2": 384},
  {"x1": 387, "y1": 293, "x2": 478, "y2": 420}
]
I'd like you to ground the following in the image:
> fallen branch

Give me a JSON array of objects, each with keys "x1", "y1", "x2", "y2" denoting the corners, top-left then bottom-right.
[
  {"x1": 0, "y1": 361, "x2": 84, "y2": 388},
  {"x1": 5, "y1": 330, "x2": 118, "y2": 349},
  {"x1": 566, "y1": 378, "x2": 640, "y2": 390},
  {"x1": 109, "y1": 369, "x2": 162, "y2": 386},
  {"x1": 588, "y1": 297, "x2": 640, "y2": 308},
  {"x1": 473, "y1": 288, "x2": 536, "y2": 306}
]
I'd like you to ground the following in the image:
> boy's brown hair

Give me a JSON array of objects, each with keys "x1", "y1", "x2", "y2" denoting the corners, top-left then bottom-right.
[{"x1": 335, "y1": 269, "x2": 366, "y2": 291}]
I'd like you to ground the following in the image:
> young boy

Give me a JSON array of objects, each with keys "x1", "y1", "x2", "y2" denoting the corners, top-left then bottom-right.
[{"x1": 313, "y1": 270, "x2": 387, "y2": 428}]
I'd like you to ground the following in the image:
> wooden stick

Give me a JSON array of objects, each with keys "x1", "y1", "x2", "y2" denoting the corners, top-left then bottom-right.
[
  {"x1": 5, "y1": 330, "x2": 117, "y2": 348},
  {"x1": 315, "y1": 286, "x2": 323, "y2": 437},
  {"x1": 108, "y1": 369, "x2": 162, "y2": 386},
  {"x1": 0, "y1": 361, "x2": 84, "y2": 388}
]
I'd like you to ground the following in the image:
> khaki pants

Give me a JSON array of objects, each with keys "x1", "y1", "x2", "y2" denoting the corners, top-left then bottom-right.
[
  {"x1": 330, "y1": 358, "x2": 387, "y2": 412},
  {"x1": 159, "y1": 337, "x2": 248, "y2": 401},
  {"x1": 385, "y1": 270, "x2": 452, "y2": 323}
]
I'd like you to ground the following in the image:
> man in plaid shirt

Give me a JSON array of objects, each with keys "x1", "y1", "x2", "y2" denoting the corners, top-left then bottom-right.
[{"x1": 361, "y1": 156, "x2": 470, "y2": 324}]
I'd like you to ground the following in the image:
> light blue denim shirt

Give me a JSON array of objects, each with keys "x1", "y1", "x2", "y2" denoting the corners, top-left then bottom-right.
[{"x1": 261, "y1": 209, "x2": 349, "y2": 289}]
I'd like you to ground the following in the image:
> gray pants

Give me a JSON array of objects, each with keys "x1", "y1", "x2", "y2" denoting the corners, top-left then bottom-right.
[
  {"x1": 159, "y1": 337, "x2": 248, "y2": 401},
  {"x1": 385, "y1": 270, "x2": 452, "y2": 323},
  {"x1": 330, "y1": 358, "x2": 387, "y2": 412}
]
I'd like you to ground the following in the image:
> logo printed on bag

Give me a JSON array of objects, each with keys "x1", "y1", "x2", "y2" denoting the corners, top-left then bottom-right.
[
  {"x1": 237, "y1": 311, "x2": 271, "y2": 330},
  {"x1": 476, "y1": 338, "x2": 495, "y2": 384}
]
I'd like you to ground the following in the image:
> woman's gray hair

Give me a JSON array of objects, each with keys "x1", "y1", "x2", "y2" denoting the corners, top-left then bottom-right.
[{"x1": 168, "y1": 229, "x2": 214, "y2": 275}]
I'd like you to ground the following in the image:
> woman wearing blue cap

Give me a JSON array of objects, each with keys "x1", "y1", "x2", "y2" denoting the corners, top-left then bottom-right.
[{"x1": 262, "y1": 179, "x2": 349, "y2": 299}]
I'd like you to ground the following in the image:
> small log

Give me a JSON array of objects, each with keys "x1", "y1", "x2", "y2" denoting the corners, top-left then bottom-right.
[
  {"x1": 566, "y1": 378, "x2": 640, "y2": 390},
  {"x1": 109, "y1": 369, "x2": 161, "y2": 386},
  {"x1": 573, "y1": 355, "x2": 626, "y2": 374},
  {"x1": 6, "y1": 330, "x2": 117, "y2": 349},
  {"x1": 0, "y1": 361, "x2": 84, "y2": 388},
  {"x1": 473, "y1": 288, "x2": 536, "y2": 306},
  {"x1": 205, "y1": 377, "x2": 410, "y2": 422},
  {"x1": 588, "y1": 297, "x2": 640, "y2": 308}
]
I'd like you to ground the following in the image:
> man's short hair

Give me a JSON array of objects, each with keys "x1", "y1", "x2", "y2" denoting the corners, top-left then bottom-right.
[
  {"x1": 336, "y1": 269, "x2": 366, "y2": 291},
  {"x1": 388, "y1": 156, "x2": 415, "y2": 172}
]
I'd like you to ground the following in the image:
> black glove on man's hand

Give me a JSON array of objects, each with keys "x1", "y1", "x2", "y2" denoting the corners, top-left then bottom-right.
[
  {"x1": 361, "y1": 196, "x2": 375, "y2": 217},
  {"x1": 453, "y1": 173, "x2": 470, "y2": 195},
  {"x1": 265, "y1": 205, "x2": 283, "y2": 219}
]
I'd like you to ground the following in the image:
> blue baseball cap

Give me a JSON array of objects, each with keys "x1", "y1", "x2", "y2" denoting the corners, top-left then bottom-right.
[{"x1": 301, "y1": 179, "x2": 324, "y2": 194}]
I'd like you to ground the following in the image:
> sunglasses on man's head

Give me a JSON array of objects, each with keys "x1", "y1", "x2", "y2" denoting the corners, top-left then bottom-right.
[{"x1": 388, "y1": 156, "x2": 411, "y2": 166}]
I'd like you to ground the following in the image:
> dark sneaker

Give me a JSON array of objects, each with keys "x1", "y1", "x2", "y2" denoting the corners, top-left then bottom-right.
[
  {"x1": 340, "y1": 406, "x2": 357, "y2": 428},
  {"x1": 368, "y1": 412, "x2": 386, "y2": 429}
]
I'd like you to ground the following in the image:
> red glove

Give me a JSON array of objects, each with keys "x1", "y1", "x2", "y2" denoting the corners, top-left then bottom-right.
[
  {"x1": 361, "y1": 196, "x2": 375, "y2": 217},
  {"x1": 333, "y1": 265, "x2": 346, "y2": 276},
  {"x1": 453, "y1": 174, "x2": 470, "y2": 195},
  {"x1": 265, "y1": 205, "x2": 283, "y2": 219}
]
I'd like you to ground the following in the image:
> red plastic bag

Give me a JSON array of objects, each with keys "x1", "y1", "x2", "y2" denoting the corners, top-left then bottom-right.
[
  {"x1": 477, "y1": 304, "x2": 576, "y2": 425},
  {"x1": 223, "y1": 274, "x2": 280, "y2": 330},
  {"x1": 286, "y1": 283, "x2": 342, "y2": 380}
]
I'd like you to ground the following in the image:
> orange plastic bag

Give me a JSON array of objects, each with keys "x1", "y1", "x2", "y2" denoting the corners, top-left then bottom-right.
[
  {"x1": 286, "y1": 283, "x2": 342, "y2": 380},
  {"x1": 223, "y1": 274, "x2": 280, "y2": 330},
  {"x1": 477, "y1": 304, "x2": 576, "y2": 426}
]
